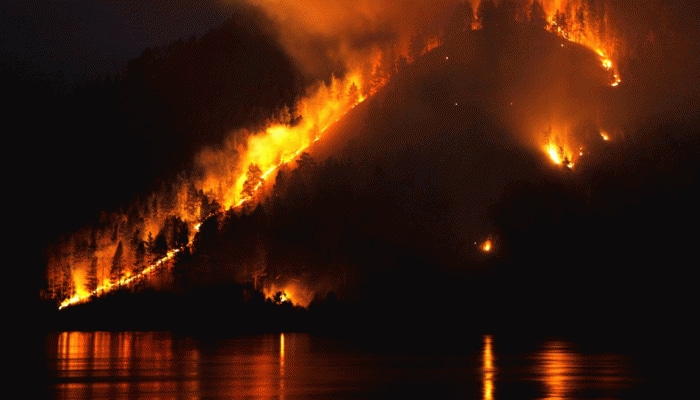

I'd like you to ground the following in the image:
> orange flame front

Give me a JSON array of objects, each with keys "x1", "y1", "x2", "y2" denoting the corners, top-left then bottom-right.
[{"x1": 47, "y1": 41, "x2": 415, "y2": 309}]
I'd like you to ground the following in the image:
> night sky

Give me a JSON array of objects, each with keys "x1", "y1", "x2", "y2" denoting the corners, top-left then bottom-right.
[{"x1": 1, "y1": 0, "x2": 231, "y2": 84}]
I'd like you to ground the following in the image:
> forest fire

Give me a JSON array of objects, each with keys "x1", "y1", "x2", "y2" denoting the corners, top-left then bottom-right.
[
  {"x1": 539, "y1": 0, "x2": 623, "y2": 87},
  {"x1": 532, "y1": 0, "x2": 624, "y2": 168},
  {"x1": 49, "y1": 53, "x2": 392, "y2": 310},
  {"x1": 58, "y1": 249, "x2": 181, "y2": 310},
  {"x1": 542, "y1": 125, "x2": 577, "y2": 169},
  {"x1": 545, "y1": 141, "x2": 574, "y2": 169},
  {"x1": 264, "y1": 281, "x2": 312, "y2": 308},
  {"x1": 46, "y1": 0, "x2": 630, "y2": 312},
  {"x1": 216, "y1": 73, "x2": 370, "y2": 210}
]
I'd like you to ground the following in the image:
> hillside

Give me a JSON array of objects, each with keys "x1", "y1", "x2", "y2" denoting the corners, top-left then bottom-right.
[{"x1": 43, "y1": 18, "x2": 700, "y2": 341}]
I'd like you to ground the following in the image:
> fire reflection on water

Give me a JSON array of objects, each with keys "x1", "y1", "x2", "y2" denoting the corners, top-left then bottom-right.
[
  {"x1": 280, "y1": 333, "x2": 286, "y2": 400},
  {"x1": 533, "y1": 340, "x2": 634, "y2": 400},
  {"x1": 49, "y1": 332, "x2": 637, "y2": 399},
  {"x1": 53, "y1": 331, "x2": 201, "y2": 399},
  {"x1": 479, "y1": 336, "x2": 635, "y2": 399},
  {"x1": 482, "y1": 334, "x2": 496, "y2": 400},
  {"x1": 538, "y1": 341, "x2": 577, "y2": 399}
]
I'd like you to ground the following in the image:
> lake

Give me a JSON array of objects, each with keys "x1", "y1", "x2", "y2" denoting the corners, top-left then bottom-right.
[{"x1": 44, "y1": 331, "x2": 656, "y2": 399}]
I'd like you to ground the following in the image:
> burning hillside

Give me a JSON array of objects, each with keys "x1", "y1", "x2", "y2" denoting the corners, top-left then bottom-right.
[{"x1": 39, "y1": 1, "x2": 699, "y2": 334}]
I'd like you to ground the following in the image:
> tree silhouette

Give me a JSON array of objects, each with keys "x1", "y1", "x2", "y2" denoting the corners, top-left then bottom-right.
[
  {"x1": 85, "y1": 257, "x2": 99, "y2": 294},
  {"x1": 110, "y1": 240, "x2": 125, "y2": 286},
  {"x1": 242, "y1": 163, "x2": 263, "y2": 201},
  {"x1": 297, "y1": 152, "x2": 315, "y2": 169},
  {"x1": 554, "y1": 10, "x2": 569, "y2": 37},
  {"x1": 152, "y1": 231, "x2": 168, "y2": 258},
  {"x1": 347, "y1": 82, "x2": 360, "y2": 105},
  {"x1": 477, "y1": 0, "x2": 498, "y2": 30},
  {"x1": 575, "y1": 7, "x2": 586, "y2": 43},
  {"x1": 61, "y1": 262, "x2": 75, "y2": 300},
  {"x1": 529, "y1": 0, "x2": 548, "y2": 30}
]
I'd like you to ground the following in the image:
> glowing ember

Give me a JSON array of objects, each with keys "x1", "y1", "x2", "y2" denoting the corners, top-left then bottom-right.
[{"x1": 481, "y1": 239, "x2": 493, "y2": 253}]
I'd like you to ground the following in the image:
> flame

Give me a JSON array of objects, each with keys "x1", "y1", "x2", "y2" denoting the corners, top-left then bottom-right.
[
  {"x1": 47, "y1": 0, "x2": 627, "y2": 309},
  {"x1": 58, "y1": 248, "x2": 180, "y2": 309},
  {"x1": 540, "y1": 0, "x2": 622, "y2": 87},
  {"x1": 50, "y1": 57, "x2": 390, "y2": 310},
  {"x1": 544, "y1": 132, "x2": 575, "y2": 169},
  {"x1": 263, "y1": 281, "x2": 312, "y2": 308},
  {"x1": 481, "y1": 239, "x2": 493, "y2": 253},
  {"x1": 197, "y1": 71, "x2": 371, "y2": 211},
  {"x1": 527, "y1": 1, "x2": 624, "y2": 169},
  {"x1": 610, "y1": 73, "x2": 621, "y2": 87},
  {"x1": 421, "y1": 36, "x2": 441, "y2": 55}
]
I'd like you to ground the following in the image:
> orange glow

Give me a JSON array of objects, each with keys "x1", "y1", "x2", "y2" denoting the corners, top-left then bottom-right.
[
  {"x1": 610, "y1": 74, "x2": 621, "y2": 87},
  {"x1": 198, "y1": 71, "x2": 372, "y2": 211},
  {"x1": 264, "y1": 281, "x2": 313, "y2": 308},
  {"x1": 482, "y1": 335, "x2": 495, "y2": 400},
  {"x1": 59, "y1": 248, "x2": 180, "y2": 309},
  {"x1": 481, "y1": 239, "x2": 493, "y2": 253},
  {"x1": 279, "y1": 333, "x2": 286, "y2": 400},
  {"x1": 541, "y1": 1, "x2": 622, "y2": 87},
  {"x1": 600, "y1": 131, "x2": 610, "y2": 141},
  {"x1": 48, "y1": 0, "x2": 626, "y2": 310},
  {"x1": 52, "y1": 52, "x2": 391, "y2": 309},
  {"x1": 545, "y1": 140, "x2": 574, "y2": 169},
  {"x1": 421, "y1": 36, "x2": 441, "y2": 55},
  {"x1": 53, "y1": 331, "x2": 201, "y2": 398},
  {"x1": 537, "y1": 341, "x2": 577, "y2": 399},
  {"x1": 541, "y1": 123, "x2": 582, "y2": 170}
]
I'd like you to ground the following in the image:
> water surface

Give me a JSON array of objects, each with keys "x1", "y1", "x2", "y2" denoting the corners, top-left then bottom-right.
[{"x1": 46, "y1": 331, "x2": 643, "y2": 399}]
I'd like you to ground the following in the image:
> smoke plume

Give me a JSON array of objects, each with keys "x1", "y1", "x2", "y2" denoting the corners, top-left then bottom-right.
[{"x1": 237, "y1": 0, "x2": 460, "y2": 80}]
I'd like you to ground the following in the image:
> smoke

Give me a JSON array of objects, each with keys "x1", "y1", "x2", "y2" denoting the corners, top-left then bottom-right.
[{"x1": 235, "y1": 0, "x2": 460, "y2": 80}]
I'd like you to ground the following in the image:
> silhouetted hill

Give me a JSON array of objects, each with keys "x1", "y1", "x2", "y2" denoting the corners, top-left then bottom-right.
[
  {"x1": 45, "y1": 12, "x2": 699, "y2": 340},
  {"x1": 46, "y1": 283, "x2": 308, "y2": 336}
]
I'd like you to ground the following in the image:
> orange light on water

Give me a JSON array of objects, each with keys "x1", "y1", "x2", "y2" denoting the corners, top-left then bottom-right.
[
  {"x1": 482, "y1": 335, "x2": 495, "y2": 400},
  {"x1": 537, "y1": 341, "x2": 577, "y2": 399}
]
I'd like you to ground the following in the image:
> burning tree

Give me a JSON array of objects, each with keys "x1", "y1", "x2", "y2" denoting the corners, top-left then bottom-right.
[
  {"x1": 85, "y1": 257, "x2": 99, "y2": 295},
  {"x1": 241, "y1": 163, "x2": 264, "y2": 209}
]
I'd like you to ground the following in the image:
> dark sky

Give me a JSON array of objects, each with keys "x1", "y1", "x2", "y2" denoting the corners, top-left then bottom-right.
[
  {"x1": 4, "y1": 0, "x2": 699, "y2": 87},
  {"x1": 1, "y1": 0, "x2": 233, "y2": 83}
]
